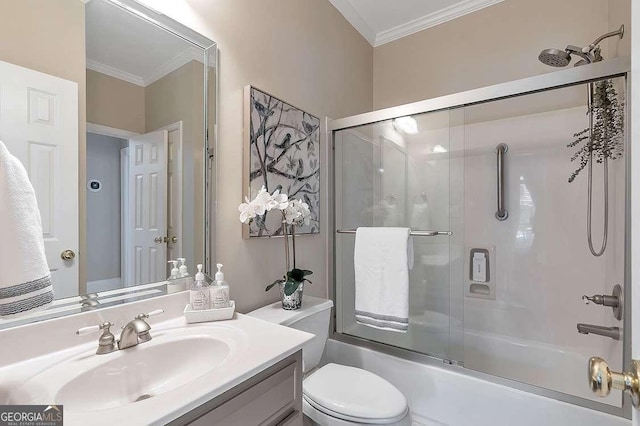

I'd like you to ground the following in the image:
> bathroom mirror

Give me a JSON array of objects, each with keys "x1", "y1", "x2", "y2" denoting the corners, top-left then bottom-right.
[{"x1": 0, "y1": 0, "x2": 216, "y2": 328}]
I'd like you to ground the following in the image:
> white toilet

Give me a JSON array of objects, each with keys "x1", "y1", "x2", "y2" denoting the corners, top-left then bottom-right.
[{"x1": 248, "y1": 296, "x2": 410, "y2": 426}]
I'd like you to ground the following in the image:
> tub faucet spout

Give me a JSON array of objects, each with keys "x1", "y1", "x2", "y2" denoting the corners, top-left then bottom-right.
[{"x1": 577, "y1": 323, "x2": 621, "y2": 341}]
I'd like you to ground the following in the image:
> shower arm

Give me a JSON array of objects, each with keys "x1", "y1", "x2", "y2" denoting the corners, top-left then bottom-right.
[{"x1": 584, "y1": 25, "x2": 624, "y2": 54}]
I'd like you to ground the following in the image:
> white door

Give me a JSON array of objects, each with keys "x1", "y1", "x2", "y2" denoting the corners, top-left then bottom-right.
[
  {"x1": 156, "y1": 122, "x2": 183, "y2": 269},
  {"x1": 126, "y1": 130, "x2": 168, "y2": 286},
  {"x1": 0, "y1": 60, "x2": 78, "y2": 298}
]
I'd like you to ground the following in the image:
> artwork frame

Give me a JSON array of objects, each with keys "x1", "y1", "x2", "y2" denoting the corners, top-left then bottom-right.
[{"x1": 243, "y1": 85, "x2": 321, "y2": 238}]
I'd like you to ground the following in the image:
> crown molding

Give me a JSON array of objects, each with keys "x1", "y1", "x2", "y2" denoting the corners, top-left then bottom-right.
[
  {"x1": 143, "y1": 47, "x2": 204, "y2": 86},
  {"x1": 374, "y1": 0, "x2": 504, "y2": 46},
  {"x1": 87, "y1": 46, "x2": 210, "y2": 88},
  {"x1": 327, "y1": 0, "x2": 376, "y2": 45},
  {"x1": 86, "y1": 59, "x2": 145, "y2": 86}
]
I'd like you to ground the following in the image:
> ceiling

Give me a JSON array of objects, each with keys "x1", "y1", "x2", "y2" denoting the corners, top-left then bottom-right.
[
  {"x1": 328, "y1": 0, "x2": 504, "y2": 47},
  {"x1": 85, "y1": 0, "x2": 203, "y2": 87}
]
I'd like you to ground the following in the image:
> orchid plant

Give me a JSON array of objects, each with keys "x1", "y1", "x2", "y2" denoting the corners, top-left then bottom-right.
[{"x1": 239, "y1": 186, "x2": 313, "y2": 296}]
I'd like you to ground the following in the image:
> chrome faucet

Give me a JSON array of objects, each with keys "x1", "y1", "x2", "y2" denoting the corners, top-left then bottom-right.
[
  {"x1": 577, "y1": 323, "x2": 621, "y2": 341},
  {"x1": 76, "y1": 309, "x2": 164, "y2": 354},
  {"x1": 118, "y1": 309, "x2": 164, "y2": 350}
]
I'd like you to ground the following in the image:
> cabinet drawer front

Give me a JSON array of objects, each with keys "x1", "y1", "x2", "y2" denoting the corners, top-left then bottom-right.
[{"x1": 191, "y1": 362, "x2": 298, "y2": 426}]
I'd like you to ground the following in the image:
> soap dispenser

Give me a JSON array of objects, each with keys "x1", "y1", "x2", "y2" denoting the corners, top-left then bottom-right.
[
  {"x1": 211, "y1": 263, "x2": 230, "y2": 309},
  {"x1": 178, "y1": 258, "x2": 188, "y2": 276},
  {"x1": 178, "y1": 257, "x2": 194, "y2": 288},
  {"x1": 167, "y1": 260, "x2": 184, "y2": 293},
  {"x1": 190, "y1": 264, "x2": 210, "y2": 310},
  {"x1": 168, "y1": 260, "x2": 179, "y2": 280}
]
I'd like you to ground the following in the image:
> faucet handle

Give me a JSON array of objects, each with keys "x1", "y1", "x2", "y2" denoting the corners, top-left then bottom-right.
[
  {"x1": 76, "y1": 321, "x2": 113, "y2": 335},
  {"x1": 581, "y1": 285, "x2": 622, "y2": 320},
  {"x1": 136, "y1": 309, "x2": 164, "y2": 320},
  {"x1": 76, "y1": 322, "x2": 117, "y2": 355}
]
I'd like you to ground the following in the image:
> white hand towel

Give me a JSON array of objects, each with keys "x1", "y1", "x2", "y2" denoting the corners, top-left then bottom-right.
[
  {"x1": 0, "y1": 141, "x2": 54, "y2": 317},
  {"x1": 354, "y1": 227, "x2": 412, "y2": 333}
]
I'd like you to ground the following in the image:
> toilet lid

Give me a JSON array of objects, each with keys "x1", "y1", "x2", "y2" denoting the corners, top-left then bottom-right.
[{"x1": 303, "y1": 364, "x2": 408, "y2": 423}]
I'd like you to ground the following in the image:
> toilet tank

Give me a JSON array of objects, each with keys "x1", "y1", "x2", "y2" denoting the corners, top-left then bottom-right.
[{"x1": 247, "y1": 296, "x2": 333, "y2": 372}]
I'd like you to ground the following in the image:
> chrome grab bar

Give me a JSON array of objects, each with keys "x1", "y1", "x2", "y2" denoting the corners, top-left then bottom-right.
[
  {"x1": 495, "y1": 143, "x2": 509, "y2": 221},
  {"x1": 336, "y1": 229, "x2": 452, "y2": 236}
]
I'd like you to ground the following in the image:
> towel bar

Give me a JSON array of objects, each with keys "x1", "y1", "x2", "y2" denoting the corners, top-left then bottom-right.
[{"x1": 336, "y1": 229, "x2": 452, "y2": 236}]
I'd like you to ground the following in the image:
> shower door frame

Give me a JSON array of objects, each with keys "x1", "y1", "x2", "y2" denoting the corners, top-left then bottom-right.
[{"x1": 326, "y1": 56, "x2": 632, "y2": 419}]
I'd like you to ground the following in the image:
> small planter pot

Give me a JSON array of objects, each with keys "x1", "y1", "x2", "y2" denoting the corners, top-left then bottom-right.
[{"x1": 279, "y1": 281, "x2": 304, "y2": 310}]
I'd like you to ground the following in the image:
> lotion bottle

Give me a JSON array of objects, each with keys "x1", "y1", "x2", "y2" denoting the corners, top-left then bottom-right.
[
  {"x1": 211, "y1": 263, "x2": 230, "y2": 309},
  {"x1": 190, "y1": 264, "x2": 210, "y2": 310}
]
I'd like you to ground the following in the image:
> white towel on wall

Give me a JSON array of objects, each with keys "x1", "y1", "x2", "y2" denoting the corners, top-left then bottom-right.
[
  {"x1": 0, "y1": 141, "x2": 54, "y2": 317},
  {"x1": 354, "y1": 227, "x2": 412, "y2": 333}
]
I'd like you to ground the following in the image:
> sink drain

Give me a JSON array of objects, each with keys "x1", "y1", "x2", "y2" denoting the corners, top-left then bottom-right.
[{"x1": 135, "y1": 394, "x2": 152, "y2": 402}]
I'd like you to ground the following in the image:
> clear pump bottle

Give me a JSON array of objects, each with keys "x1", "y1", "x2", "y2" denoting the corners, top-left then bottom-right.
[
  {"x1": 190, "y1": 264, "x2": 210, "y2": 310},
  {"x1": 211, "y1": 263, "x2": 230, "y2": 309},
  {"x1": 178, "y1": 257, "x2": 194, "y2": 289}
]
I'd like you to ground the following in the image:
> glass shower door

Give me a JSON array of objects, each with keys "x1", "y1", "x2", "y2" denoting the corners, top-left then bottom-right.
[{"x1": 335, "y1": 108, "x2": 464, "y2": 362}]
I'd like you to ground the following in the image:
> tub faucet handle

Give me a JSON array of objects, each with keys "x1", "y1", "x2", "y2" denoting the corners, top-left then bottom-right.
[{"x1": 581, "y1": 285, "x2": 622, "y2": 320}]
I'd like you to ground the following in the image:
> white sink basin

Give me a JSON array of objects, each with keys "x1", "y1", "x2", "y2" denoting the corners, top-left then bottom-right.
[
  {"x1": 11, "y1": 325, "x2": 245, "y2": 412},
  {"x1": 1, "y1": 308, "x2": 314, "y2": 426}
]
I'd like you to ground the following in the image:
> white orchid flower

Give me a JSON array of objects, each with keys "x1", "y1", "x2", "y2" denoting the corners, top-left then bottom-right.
[
  {"x1": 283, "y1": 199, "x2": 311, "y2": 226},
  {"x1": 284, "y1": 204, "x2": 301, "y2": 224},
  {"x1": 239, "y1": 186, "x2": 311, "y2": 227},
  {"x1": 298, "y1": 201, "x2": 311, "y2": 225},
  {"x1": 238, "y1": 196, "x2": 257, "y2": 224},
  {"x1": 252, "y1": 190, "x2": 271, "y2": 215},
  {"x1": 268, "y1": 189, "x2": 289, "y2": 211}
]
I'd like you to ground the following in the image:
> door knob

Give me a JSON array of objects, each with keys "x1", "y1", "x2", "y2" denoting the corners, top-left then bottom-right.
[
  {"x1": 588, "y1": 356, "x2": 640, "y2": 407},
  {"x1": 171, "y1": 236, "x2": 178, "y2": 243},
  {"x1": 61, "y1": 249, "x2": 76, "y2": 261},
  {"x1": 153, "y1": 237, "x2": 164, "y2": 243}
]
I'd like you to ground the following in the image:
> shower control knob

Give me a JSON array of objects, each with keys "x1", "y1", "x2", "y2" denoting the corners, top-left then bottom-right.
[
  {"x1": 588, "y1": 357, "x2": 640, "y2": 408},
  {"x1": 582, "y1": 285, "x2": 622, "y2": 320}
]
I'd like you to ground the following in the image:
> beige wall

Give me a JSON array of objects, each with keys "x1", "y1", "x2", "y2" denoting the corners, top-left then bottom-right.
[
  {"x1": 145, "y1": 60, "x2": 206, "y2": 269},
  {"x1": 372, "y1": 0, "x2": 631, "y2": 109},
  {"x1": 0, "y1": 0, "x2": 86, "y2": 290},
  {"x1": 143, "y1": 0, "x2": 373, "y2": 312},
  {"x1": 86, "y1": 69, "x2": 145, "y2": 134}
]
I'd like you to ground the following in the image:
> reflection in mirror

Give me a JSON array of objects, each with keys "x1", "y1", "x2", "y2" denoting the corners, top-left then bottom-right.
[{"x1": 0, "y1": 0, "x2": 216, "y2": 328}]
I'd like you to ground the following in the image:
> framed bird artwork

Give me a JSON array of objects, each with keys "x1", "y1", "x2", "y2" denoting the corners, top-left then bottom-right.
[{"x1": 243, "y1": 85, "x2": 321, "y2": 238}]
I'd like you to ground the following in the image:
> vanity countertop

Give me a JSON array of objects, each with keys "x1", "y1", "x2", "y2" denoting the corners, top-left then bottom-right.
[{"x1": 0, "y1": 292, "x2": 313, "y2": 425}]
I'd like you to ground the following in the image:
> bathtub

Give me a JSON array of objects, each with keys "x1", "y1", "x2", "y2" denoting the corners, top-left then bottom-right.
[
  {"x1": 324, "y1": 339, "x2": 629, "y2": 426},
  {"x1": 462, "y1": 328, "x2": 621, "y2": 406}
]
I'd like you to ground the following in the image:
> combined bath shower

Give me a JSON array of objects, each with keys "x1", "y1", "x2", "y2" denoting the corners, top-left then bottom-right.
[{"x1": 538, "y1": 25, "x2": 624, "y2": 257}]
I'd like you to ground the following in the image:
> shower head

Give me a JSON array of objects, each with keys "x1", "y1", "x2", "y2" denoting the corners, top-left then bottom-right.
[
  {"x1": 538, "y1": 25, "x2": 624, "y2": 68},
  {"x1": 538, "y1": 48, "x2": 571, "y2": 67}
]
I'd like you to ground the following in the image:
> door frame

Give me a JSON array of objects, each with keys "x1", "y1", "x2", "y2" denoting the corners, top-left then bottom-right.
[{"x1": 86, "y1": 123, "x2": 139, "y2": 290}]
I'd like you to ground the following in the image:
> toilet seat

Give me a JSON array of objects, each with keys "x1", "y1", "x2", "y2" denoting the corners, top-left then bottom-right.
[{"x1": 302, "y1": 363, "x2": 408, "y2": 424}]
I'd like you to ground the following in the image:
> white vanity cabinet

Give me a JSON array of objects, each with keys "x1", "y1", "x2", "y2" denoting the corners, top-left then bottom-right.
[{"x1": 170, "y1": 350, "x2": 303, "y2": 426}]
